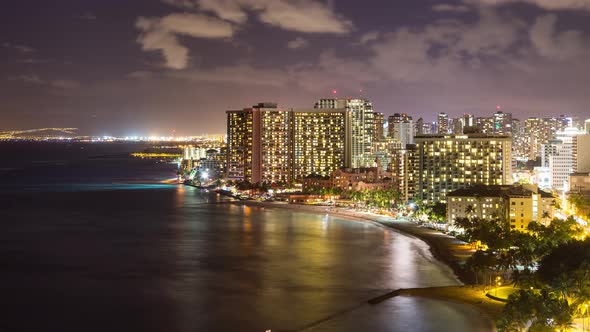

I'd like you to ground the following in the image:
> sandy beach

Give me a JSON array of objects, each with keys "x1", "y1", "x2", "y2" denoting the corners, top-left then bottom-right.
[
  {"x1": 231, "y1": 200, "x2": 503, "y2": 328},
  {"x1": 232, "y1": 200, "x2": 476, "y2": 282}
]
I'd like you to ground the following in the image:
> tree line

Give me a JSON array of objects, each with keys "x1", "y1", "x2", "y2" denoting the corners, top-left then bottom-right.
[{"x1": 454, "y1": 215, "x2": 588, "y2": 331}]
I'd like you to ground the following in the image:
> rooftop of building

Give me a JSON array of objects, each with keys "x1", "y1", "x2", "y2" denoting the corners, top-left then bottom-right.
[
  {"x1": 448, "y1": 185, "x2": 554, "y2": 199},
  {"x1": 415, "y1": 134, "x2": 511, "y2": 139}
]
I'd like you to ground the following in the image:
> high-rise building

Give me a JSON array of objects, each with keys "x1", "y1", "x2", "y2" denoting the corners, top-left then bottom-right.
[
  {"x1": 415, "y1": 134, "x2": 513, "y2": 203},
  {"x1": 226, "y1": 103, "x2": 291, "y2": 184},
  {"x1": 387, "y1": 113, "x2": 412, "y2": 137},
  {"x1": 387, "y1": 113, "x2": 414, "y2": 146},
  {"x1": 493, "y1": 111, "x2": 512, "y2": 135},
  {"x1": 316, "y1": 98, "x2": 374, "y2": 168},
  {"x1": 451, "y1": 114, "x2": 475, "y2": 135},
  {"x1": 541, "y1": 139, "x2": 561, "y2": 168},
  {"x1": 542, "y1": 127, "x2": 585, "y2": 191},
  {"x1": 227, "y1": 103, "x2": 352, "y2": 183},
  {"x1": 475, "y1": 117, "x2": 494, "y2": 134},
  {"x1": 524, "y1": 116, "x2": 571, "y2": 159},
  {"x1": 437, "y1": 112, "x2": 449, "y2": 134},
  {"x1": 585, "y1": 119, "x2": 590, "y2": 134},
  {"x1": 395, "y1": 121, "x2": 415, "y2": 146},
  {"x1": 574, "y1": 134, "x2": 590, "y2": 173},
  {"x1": 511, "y1": 119, "x2": 527, "y2": 159},
  {"x1": 227, "y1": 107, "x2": 255, "y2": 182},
  {"x1": 290, "y1": 108, "x2": 351, "y2": 180},
  {"x1": 511, "y1": 119, "x2": 521, "y2": 137},
  {"x1": 451, "y1": 117, "x2": 463, "y2": 134},
  {"x1": 373, "y1": 112, "x2": 385, "y2": 141},
  {"x1": 463, "y1": 114, "x2": 475, "y2": 128},
  {"x1": 415, "y1": 117, "x2": 424, "y2": 135},
  {"x1": 391, "y1": 144, "x2": 418, "y2": 203}
]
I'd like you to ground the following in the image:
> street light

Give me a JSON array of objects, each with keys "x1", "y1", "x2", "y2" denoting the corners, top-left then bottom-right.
[{"x1": 494, "y1": 276, "x2": 502, "y2": 297}]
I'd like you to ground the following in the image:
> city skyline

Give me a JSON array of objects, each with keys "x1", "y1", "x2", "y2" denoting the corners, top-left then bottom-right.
[{"x1": 2, "y1": 0, "x2": 590, "y2": 135}]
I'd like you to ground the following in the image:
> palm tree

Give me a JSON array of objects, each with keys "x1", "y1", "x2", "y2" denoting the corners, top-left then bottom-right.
[{"x1": 465, "y1": 204, "x2": 476, "y2": 218}]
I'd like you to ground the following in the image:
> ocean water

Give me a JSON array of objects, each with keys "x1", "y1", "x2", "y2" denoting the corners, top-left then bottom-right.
[{"x1": 0, "y1": 142, "x2": 492, "y2": 331}]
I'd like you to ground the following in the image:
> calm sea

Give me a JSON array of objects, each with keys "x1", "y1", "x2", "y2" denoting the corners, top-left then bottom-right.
[{"x1": 0, "y1": 142, "x2": 491, "y2": 331}]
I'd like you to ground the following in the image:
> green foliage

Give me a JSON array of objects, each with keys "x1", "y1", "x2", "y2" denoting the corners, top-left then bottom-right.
[
  {"x1": 537, "y1": 239, "x2": 590, "y2": 287},
  {"x1": 499, "y1": 239, "x2": 590, "y2": 331},
  {"x1": 458, "y1": 216, "x2": 584, "y2": 295},
  {"x1": 568, "y1": 193, "x2": 590, "y2": 217},
  {"x1": 527, "y1": 217, "x2": 585, "y2": 254},
  {"x1": 454, "y1": 217, "x2": 511, "y2": 249},
  {"x1": 466, "y1": 250, "x2": 497, "y2": 273},
  {"x1": 345, "y1": 187, "x2": 402, "y2": 209},
  {"x1": 235, "y1": 180, "x2": 253, "y2": 190},
  {"x1": 429, "y1": 202, "x2": 447, "y2": 222},
  {"x1": 413, "y1": 201, "x2": 447, "y2": 222},
  {"x1": 498, "y1": 288, "x2": 575, "y2": 332}
]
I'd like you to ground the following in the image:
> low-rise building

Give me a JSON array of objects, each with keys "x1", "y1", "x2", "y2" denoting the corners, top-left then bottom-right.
[
  {"x1": 447, "y1": 184, "x2": 555, "y2": 231},
  {"x1": 569, "y1": 173, "x2": 590, "y2": 195},
  {"x1": 331, "y1": 159, "x2": 392, "y2": 191},
  {"x1": 566, "y1": 173, "x2": 590, "y2": 220},
  {"x1": 302, "y1": 160, "x2": 393, "y2": 192}
]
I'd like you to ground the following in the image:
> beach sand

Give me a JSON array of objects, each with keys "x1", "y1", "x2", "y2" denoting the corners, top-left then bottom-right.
[{"x1": 231, "y1": 200, "x2": 504, "y2": 328}]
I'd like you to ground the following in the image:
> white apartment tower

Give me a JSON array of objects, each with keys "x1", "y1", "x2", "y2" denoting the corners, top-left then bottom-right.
[
  {"x1": 542, "y1": 127, "x2": 585, "y2": 191},
  {"x1": 437, "y1": 112, "x2": 449, "y2": 134},
  {"x1": 315, "y1": 98, "x2": 374, "y2": 168}
]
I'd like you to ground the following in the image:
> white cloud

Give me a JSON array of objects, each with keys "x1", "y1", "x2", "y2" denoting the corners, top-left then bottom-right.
[
  {"x1": 454, "y1": 8, "x2": 526, "y2": 56},
  {"x1": 75, "y1": 13, "x2": 97, "y2": 20},
  {"x1": 288, "y1": 50, "x2": 378, "y2": 91},
  {"x1": 15, "y1": 75, "x2": 80, "y2": 89},
  {"x1": 252, "y1": 0, "x2": 353, "y2": 34},
  {"x1": 161, "y1": 0, "x2": 352, "y2": 33},
  {"x1": 467, "y1": 0, "x2": 590, "y2": 11},
  {"x1": 370, "y1": 27, "x2": 456, "y2": 82},
  {"x1": 359, "y1": 31, "x2": 380, "y2": 44},
  {"x1": 3, "y1": 42, "x2": 35, "y2": 53},
  {"x1": 198, "y1": 0, "x2": 248, "y2": 23},
  {"x1": 135, "y1": 14, "x2": 234, "y2": 69},
  {"x1": 432, "y1": 4, "x2": 471, "y2": 13},
  {"x1": 50, "y1": 80, "x2": 80, "y2": 89},
  {"x1": 127, "y1": 71, "x2": 154, "y2": 80},
  {"x1": 132, "y1": 1, "x2": 589, "y2": 122},
  {"x1": 138, "y1": 0, "x2": 353, "y2": 69},
  {"x1": 17, "y1": 75, "x2": 44, "y2": 84},
  {"x1": 170, "y1": 64, "x2": 289, "y2": 86},
  {"x1": 287, "y1": 37, "x2": 309, "y2": 49},
  {"x1": 18, "y1": 58, "x2": 49, "y2": 64},
  {"x1": 367, "y1": 9, "x2": 526, "y2": 82},
  {"x1": 530, "y1": 14, "x2": 585, "y2": 60},
  {"x1": 159, "y1": 13, "x2": 235, "y2": 38},
  {"x1": 161, "y1": 0, "x2": 199, "y2": 9}
]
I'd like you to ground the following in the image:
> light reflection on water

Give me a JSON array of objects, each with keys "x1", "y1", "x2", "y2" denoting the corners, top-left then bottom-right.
[
  {"x1": 0, "y1": 185, "x2": 490, "y2": 332},
  {"x1": 0, "y1": 182, "x2": 178, "y2": 192}
]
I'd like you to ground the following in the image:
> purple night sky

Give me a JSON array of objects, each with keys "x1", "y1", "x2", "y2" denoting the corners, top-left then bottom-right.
[{"x1": 1, "y1": 0, "x2": 589, "y2": 135}]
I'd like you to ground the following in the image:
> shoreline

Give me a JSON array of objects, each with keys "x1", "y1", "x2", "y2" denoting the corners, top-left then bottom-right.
[
  {"x1": 231, "y1": 200, "x2": 475, "y2": 284},
  {"x1": 230, "y1": 200, "x2": 502, "y2": 329}
]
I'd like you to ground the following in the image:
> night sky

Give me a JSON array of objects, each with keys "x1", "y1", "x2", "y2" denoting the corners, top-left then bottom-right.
[{"x1": 1, "y1": 0, "x2": 589, "y2": 136}]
